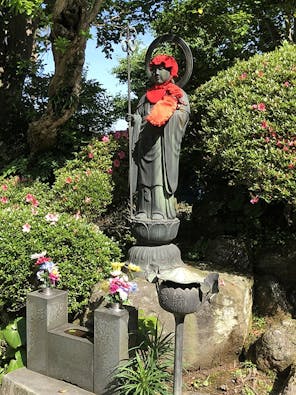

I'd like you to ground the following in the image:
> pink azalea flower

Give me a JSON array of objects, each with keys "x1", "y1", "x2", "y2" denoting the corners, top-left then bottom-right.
[
  {"x1": 107, "y1": 168, "x2": 113, "y2": 174},
  {"x1": 261, "y1": 120, "x2": 268, "y2": 129},
  {"x1": 45, "y1": 213, "x2": 59, "y2": 224},
  {"x1": 31, "y1": 207, "x2": 38, "y2": 215},
  {"x1": 31, "y1": 197, "x2": 39, "y2": 207},
  {"x1": 283, "y1": 145, "x2": 289, "y2": 152},
  {"x1": 113, "y1": 159, "x2": 120, "y2": 168},
  {"x1": 284, "y1": 81, "x2": 290, "y2": 87},
  {"x1": 114, "y1": 131, "x2": 121, "y2": 140},
  {"x1": 101, "y1": 135, "x2": 110, "y2": 143},
  {"x1": 25, "y1": 193, "x2": 34, "y2": 202},
  {"x1": 288, "y1": 163, "x2": 294, "y2": 169},
  {"x1": 1, "y1": 184, "x2": 8, "y2": 191},
  {"x1": 265, "y1": 137, "x2": 270, "y2": 143},
  {"x1": 0, "y1": 196, "x2": 8, "y2": 204},
  {"x1": 88, "y1": 152, "x2": 94, "y2": 159},
  {"x1": 257, "y1": 103, "x2": 266, "y2": 111},
  {"x1": 250, "y1": 196, "x2": 259, "y2": 204},
  {"x1": 74, "y1": 210, "x2": 81, "y2": 220},
  {"x1": 118, "y1": 150, "x2": 126, "y2": 159},
  {"x1": 65, "y1": 177, "x2": 72, "y2": 184},
  {"x1": 239, "y1": 72, "x2": 247, "y2": 80},
  {"x1": 22, "y1": 223, "x2": 31, "y2": 232}
]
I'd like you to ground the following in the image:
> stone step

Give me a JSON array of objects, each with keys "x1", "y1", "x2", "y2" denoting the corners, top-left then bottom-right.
[{"x1": 0, "y1": 368, "x2": 95, "y2": 395}]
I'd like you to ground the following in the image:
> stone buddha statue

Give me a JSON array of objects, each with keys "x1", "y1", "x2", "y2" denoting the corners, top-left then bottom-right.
[{"x1": 131, "y1": 54, "x2": 190, "y2": 221}]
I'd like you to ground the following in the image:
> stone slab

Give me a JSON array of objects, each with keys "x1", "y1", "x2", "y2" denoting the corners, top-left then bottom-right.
[{"x1": 0, "y1": 367, "x2": 95, "y2": 395}]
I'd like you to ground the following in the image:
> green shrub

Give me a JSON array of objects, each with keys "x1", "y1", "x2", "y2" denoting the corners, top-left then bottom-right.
[
  {"x1": 0, "y1": 177, "x2": 121, "y2": 318},
  {"x1": 52, "y1": 138, "x2": 114, "y2": 221},
  {"x1": 189, "y1": 41, "x2": 296, "y2": 207}
]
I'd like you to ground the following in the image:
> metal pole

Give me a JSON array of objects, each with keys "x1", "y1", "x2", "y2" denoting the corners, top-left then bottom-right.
[
  {"x1": 173, "y1": 313, "x2": 185, "y2": 395},
  {"x1": 120, "y1": 25, "x2": 137, "y2": 220}
]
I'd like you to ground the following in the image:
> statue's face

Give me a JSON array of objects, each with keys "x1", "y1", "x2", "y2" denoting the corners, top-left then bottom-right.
[{"x1": 151, "y1": 64, "x2": 171, "y2": 84}]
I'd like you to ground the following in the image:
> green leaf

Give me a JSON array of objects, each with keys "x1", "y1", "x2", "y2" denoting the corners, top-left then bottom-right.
[{"x1": 3, "y1": 317, "x2": 26, "y2": 349}]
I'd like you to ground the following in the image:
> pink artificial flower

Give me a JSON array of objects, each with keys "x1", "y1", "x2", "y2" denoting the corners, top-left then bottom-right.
[
  {"x1": 113, "y1": 159, "x2": 120, "y2": 168},
  {"x1": 49, "y1": 269, "x2": 60, "y2": 285},
  {"x1": 261, "y1": 120, "x2": 268, "y2": 129},
  {"x1": 65, "y1": 177, "x2": 72, "y2": 184},
  {"x1": 45, "y1": 213, "x2": 59, "y2": 224},
  {"x1": 114, "y1": 131, "x2": 121, "y2": 140},
  {"x1": 250, "y1": 196, "x2": 259, "y2": 204},
  {"x1": 22, "y1": 223, "x2": 31, "y2": 232},
  {"x1": 118, "y1": 150, "x2": 126, "y2": 159},
  {"x1": 239, "y1": 72, "x2": 247, "y2": 80},
  {"x1": 1, "y1": 184, "x2": 8, "y2": 191},
  {"x1": 101, "y1": 135, "x2": 110, "y2": 143},
  {"x1": 107, "y1": 168, "x2": 113, "y2": 175},
  {"x1": 0, "y1": 196, "x2": 8, "y2": 204},
  {"x1": 88, "y1": 152, "x2": 94, "y2": 159}
]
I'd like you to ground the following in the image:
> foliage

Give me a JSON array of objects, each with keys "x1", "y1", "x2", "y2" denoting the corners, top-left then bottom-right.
[
  {"x1": 0, "y1": 176, "x2": 121, "y2": 319},
  {"x1": 188, "y1": 42, "x2": 296, "y2": 211},
  {"x1": 152, "y1": 0, "x2": 296, "y2": 88},
  {"x1": 0, "y1": 317, "x2": 26, "y2": 383},
  {"x1": 113, "y1": 319, "x2": 173, "y2": 394},
  {"x1": 0, "y1": 0, "x2": 43, "y2": 15}
]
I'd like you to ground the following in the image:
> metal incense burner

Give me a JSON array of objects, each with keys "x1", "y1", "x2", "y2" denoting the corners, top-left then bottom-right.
[{"x1": 156, "y1": 268, "x2": 219, "y2": 395}]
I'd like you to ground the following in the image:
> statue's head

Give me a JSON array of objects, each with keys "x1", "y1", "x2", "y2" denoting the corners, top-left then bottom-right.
[{"x1": 149, "y1": 55, "x2": 178, "y2": 85}]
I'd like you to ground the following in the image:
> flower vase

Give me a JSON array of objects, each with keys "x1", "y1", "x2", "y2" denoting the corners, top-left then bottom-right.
[
  {"x1": 40, "y1": 286, "x2": 53, "y2": 295},
  {"x1": 109, "y1": 302, "x2": 123, "y2": 311}
]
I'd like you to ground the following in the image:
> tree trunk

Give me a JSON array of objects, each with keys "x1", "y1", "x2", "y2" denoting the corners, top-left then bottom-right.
[
  {"x1": 0, "y1": 8, "x2": 37, "y2": 164},
  {"x1": 27, "y1": 0, "x2": 104, "y2": 155}
]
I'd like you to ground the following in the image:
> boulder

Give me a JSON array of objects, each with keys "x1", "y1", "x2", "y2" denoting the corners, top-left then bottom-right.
[
  {"x1": 254, "y1": 318, "x2": 296, "y2": 373},
  {"x1": 129, "y1": 264, "x2": 253, "y2": 368},
  {"x1": 279, "y1": 365, "x2": 296, "y2": 395}
]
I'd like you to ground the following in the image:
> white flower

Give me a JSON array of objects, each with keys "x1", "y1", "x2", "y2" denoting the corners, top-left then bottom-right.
[
  {"x1": 31, "y1": 251, "x2": 47, "y2": 260},
  {"x1": 45, "y1": 213, "x2": 59, "y2": 224},
  {"x1": 22, "y1": 223, "x2": 31, "y2": 233}
]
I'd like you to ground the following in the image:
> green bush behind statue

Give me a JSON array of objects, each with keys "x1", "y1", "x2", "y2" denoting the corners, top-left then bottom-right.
[{"x1": 187, "y1": 42, "x2": 296, "y2": 208}]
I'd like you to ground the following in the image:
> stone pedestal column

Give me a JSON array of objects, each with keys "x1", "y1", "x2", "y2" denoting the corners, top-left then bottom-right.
[
  {"x1": 26, "y1": 289, "x2": 68, "y2": 375},
  {"x1": 93, "y1": 307, "x2": 129, "y2": 394}
]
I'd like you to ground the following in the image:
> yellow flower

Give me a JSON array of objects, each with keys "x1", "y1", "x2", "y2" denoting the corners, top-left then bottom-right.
[
  {"x1": 111, "y1": 262, "x2": 124, "y2": 271},
  {"x1": 128, "y1": 263, "x2": 141, "y2": 272}
]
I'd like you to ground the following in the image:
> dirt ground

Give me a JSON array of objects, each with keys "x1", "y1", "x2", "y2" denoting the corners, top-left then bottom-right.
[{"x1": 181, "y1": 361, "x2": 281, "y2": 394}]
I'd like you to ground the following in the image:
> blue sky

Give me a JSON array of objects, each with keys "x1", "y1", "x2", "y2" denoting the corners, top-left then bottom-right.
[
  {"x1": 42, "y1": 28, "x2": 153, "y2": 96},
  {"x1": 41, "y1": 28, "x2": 153, "y2": 130}
]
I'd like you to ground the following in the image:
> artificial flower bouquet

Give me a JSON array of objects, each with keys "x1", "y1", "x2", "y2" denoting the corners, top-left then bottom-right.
[
  {"x1": 101, "y1": 262, "x2": 140, "y2": 305},
  {"x1": 31, "y1": 251, "x2": 60, "y2": 288}
]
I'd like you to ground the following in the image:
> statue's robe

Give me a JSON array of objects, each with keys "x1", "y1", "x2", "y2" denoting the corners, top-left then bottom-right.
[{"x1": 131, "y1": 89, "x2": 190, "y2": 219}]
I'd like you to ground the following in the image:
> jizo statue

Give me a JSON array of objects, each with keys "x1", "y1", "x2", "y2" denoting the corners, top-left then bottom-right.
[{"x1": 131, "y1": 54, "x2": 190, "y2": 221}]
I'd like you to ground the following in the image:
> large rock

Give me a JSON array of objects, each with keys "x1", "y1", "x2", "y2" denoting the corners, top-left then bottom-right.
[
  {"x1": 279, "y1": 365, "x2": 296, "y2": 395},
  {"x1": 254, "y1": 318, "x2": 296, "y2": 373},
  {"x1": 129, "y1": 265, "x2": 253, "y2": 368}
]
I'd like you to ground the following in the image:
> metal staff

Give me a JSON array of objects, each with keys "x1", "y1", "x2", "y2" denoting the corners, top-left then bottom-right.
[{"x1": 120, "y1": 25, "x2": 137, "y2": 219}]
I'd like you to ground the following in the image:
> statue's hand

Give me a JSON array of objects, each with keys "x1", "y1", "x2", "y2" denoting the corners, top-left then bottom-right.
[{"x1": 126, "y1": 113, "x2": 134, "y2": 125}]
